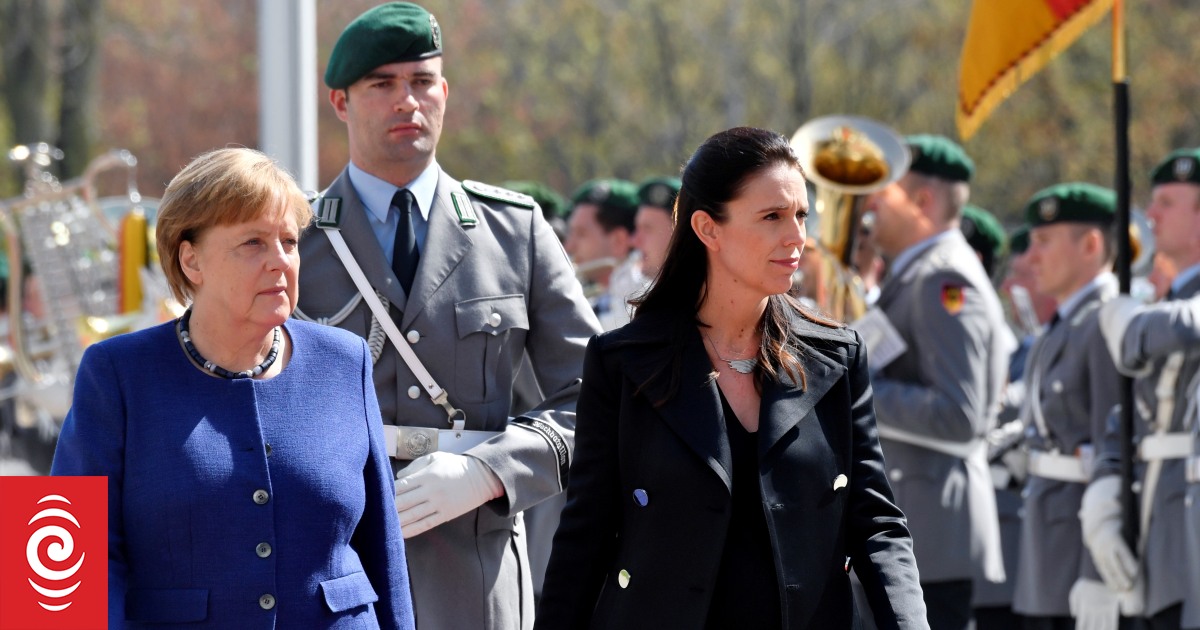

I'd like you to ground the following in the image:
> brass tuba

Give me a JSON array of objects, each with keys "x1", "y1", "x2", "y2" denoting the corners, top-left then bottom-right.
[{"x1": 790, "y1": 116, "x2": 910, "y2": 321}]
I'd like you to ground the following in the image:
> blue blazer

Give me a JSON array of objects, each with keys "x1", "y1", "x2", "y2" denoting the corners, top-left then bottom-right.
[{"x1": 52, "y1": 319, "x2": 415, "y2": 629}]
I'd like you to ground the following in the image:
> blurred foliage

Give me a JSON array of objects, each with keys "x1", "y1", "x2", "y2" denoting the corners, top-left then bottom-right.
[{"x1": 0, "y1": 0, "x2": 1197, "y2": 229}]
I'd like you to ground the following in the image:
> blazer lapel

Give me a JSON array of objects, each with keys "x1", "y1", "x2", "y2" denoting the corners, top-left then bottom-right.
[
  {"x1": 758, "y1": 339, "x2": 845, "y2": 459},
  {"x1": 624, "y1": 326, "x2": 734, "y2": 493},
  {"x1": 326, "y1": 171, "x2": 408, "y2": 312},
  {"x1": 402, "y1": 171, "x2": 472, "y2": 327}
]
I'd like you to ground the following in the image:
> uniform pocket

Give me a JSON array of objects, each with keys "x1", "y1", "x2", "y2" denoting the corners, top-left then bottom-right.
[
  {"x1": 320, "y1": 571, "x2": 379, "y2": 613},
  {"x1": 125, "y1": 588, "x2": 209, "y2": 623},
  {"x1": 454, "y1": 295, "x2": 529, "y2": 402}
]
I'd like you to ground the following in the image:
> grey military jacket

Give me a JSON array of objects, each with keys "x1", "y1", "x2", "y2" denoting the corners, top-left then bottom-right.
[
  {"x1": 1100, "y1": 272, "x2": 1200, "y2": 618},
  {"x1": 1012, "y1": 276, "x2": 1118, "y2": 616},
  {"x1": 872, "y1": 230, "x2": 1009, "y2": 584},
  {"x1": 296, "y1": 166, "x2": 601, "y2": 629}
]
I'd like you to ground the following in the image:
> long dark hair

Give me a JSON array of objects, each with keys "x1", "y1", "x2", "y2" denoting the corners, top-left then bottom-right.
[{"x1": 631, "y1": 126, "x2": 839, "y2": 399}]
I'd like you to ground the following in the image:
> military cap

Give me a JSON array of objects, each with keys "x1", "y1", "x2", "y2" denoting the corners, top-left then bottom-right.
[
  {"x1": 325, "y1": 2, "x2": 443, "y2": 89},
  {"x1": 636, "y1": 177, "x2": 682, "y2": 211},
  {"x1": 570, "y1": 179, "x2": 640, "y2": 214},
  {"x1": 502, "y1": 180, "x2": 567, "y2": 218},
  {"x1": 1024, "y1": 182, "x2": 1116, "y2": 228},
  {"x1": 1009, "y1": 225, "x2": 1030, "y2": 255},
  {"x1": 961, "y1": 204, "x2": 1007, "y2": 264},
  {"x1": 1150, "y1": 147, "x2": 1200, "y2": 186},
  {"x1": 905, "y1": 134, "x2": 975, "y2": 182}
]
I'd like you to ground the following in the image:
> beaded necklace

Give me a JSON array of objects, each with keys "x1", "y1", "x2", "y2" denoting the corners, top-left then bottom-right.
[{"x1": 177, "y1": 309, "x2": 281, "y2": 379}]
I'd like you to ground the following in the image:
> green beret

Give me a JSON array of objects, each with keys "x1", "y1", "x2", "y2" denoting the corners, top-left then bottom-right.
[
  {"x1": 636, "y1": 176, "x2": 681, "y2": 211},
  {"x1": 905, "y1": 134, "x2": 975, "y2": 182},
  {"x1": 1009, "y1": 225, "x2": 1030, "y2": 255},
  {"x1": 502, "y1": 180, "x2": 567, "y2": 218},
  {"x1": 1150, "y1": 147, "x2": 1200, "y2": 186},
  {"x1": 325, "y1": 2, "x2": 443, "y2": 89},
  {"x1": 1024, "y1": 182, "x2": 1116, "y2": 228},
  {"x1": 961, "y1": 204, "x2": 1006, "y2": 261},
  {"x1": 570, "y1": 179, "x2": 640, "y2": 213}
]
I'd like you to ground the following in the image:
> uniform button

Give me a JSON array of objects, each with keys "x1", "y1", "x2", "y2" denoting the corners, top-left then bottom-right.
[
  {"x1": 488, "y1": 312, "x2": 502, "y2": 327},
  {"x1": 406, "y1": 330, "x2": 420, "y2": 344},
  {"x1": 256, "y1": 542, "x2": 272, "y2": 558},
  {"x1": 632, "y1": 489, "x2": 649, "y2": 507},
  {"x1": 1052, "y1": 380, "x2": 1064, "y2": 393},
  {"x1": 259, "y1": 593, "x2": 275, "y2": 610},
  {"x1": 252, "y1": 489, "x2": 269, "y2": 505},
  {"x1": 889, "y1": 469, "x2": 903, "y2": 482},
  {"x1": 833, "y1": 474, "x2": 848, "y2": 491},
  {"x1": 408, "y1": 386, "x2": 421, "y2": 399}
]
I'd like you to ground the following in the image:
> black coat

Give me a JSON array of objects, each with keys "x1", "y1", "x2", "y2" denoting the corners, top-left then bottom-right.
[{"x1": 535, "y1": 309, "x2": 928, "y2": 630}]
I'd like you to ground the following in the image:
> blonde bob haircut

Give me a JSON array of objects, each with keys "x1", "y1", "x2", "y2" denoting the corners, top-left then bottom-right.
[{"x1": 155, "y1": 147, "x2": 314, "y2": 305}]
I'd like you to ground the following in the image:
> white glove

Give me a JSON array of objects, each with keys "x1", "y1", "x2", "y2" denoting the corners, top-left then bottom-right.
[
  {"x1": 1079, "y1": 476, "x2": 1139, "y2": 591},
  {"x1": 1069, "y1": 578, "x2": 1120, "y2": 630},
  {"x1": 394, "y1": 452, "x2": 504, "y2": 539},
  {"x1": 1098, "y1": 296, "x2": 1151, "y2": 377},
  {"x1": 1117, "y1": 573, "x2": 1145, "y2": 617}
]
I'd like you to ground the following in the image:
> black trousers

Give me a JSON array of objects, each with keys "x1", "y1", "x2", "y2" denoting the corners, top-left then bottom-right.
[
  {"x1": 1023, "y1": 616, "x2": 1074, "y2": 630},
  {"x1": 922, "y1": 580, "x2": 972, "y2": 630}
]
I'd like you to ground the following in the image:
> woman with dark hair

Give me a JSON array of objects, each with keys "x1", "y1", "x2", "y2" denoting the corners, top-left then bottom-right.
[{"x1": 535, "y1": 127, "x2": 927, "y2": 629}]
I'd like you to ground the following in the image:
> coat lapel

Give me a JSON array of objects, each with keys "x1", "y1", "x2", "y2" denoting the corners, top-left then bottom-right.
[
  {"x1": 758, "y1": 323, "x2": 846, "y2": 458},
  {"x1": 401, "y1": 171, "x2": 472, "y2": 327},
  {"x1": 326, "y1": 170, "x2": 409, "y2": 311},
  {"x1": 623, "y1": 325, "x2": 734, "y2": 493}
]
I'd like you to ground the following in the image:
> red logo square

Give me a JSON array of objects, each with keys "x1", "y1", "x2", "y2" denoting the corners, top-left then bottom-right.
[{"x1": 0, "y1": 476, "x2": 107, "y2": 630}]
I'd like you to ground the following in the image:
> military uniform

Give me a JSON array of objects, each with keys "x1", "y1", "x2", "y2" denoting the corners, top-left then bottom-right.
[
  {"x1": 872, "y1": 229, "x2": 1009, "y2": 588},
  {"x1": 307, "y1": 5, "x2": 602, "y2": 627},
  {"x1": 298, "y1": 167, "x2": 599, "y2": 628},
  {"x1": 1008, "y1": 183, "x2": 1123, "y2": 621},
  {"x1": 1094, "y1": 149, "x2": 1200, "y2": 627}
]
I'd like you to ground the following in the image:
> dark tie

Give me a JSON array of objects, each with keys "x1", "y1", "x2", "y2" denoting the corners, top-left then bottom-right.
[
  {"x1": 1047, "y1": 312, "x2": 1061, "y2": 330},
  {"x1": 391, "y1": 189, "x2": 419, "y2": 294}
]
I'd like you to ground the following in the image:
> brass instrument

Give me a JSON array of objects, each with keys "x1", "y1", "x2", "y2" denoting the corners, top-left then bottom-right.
[
  {"x1": 790, "y1": 116, "x2": 911, "y2": 321},
  {"x1": 0, "y1": 143, "x2": 173, "y2": 419}
]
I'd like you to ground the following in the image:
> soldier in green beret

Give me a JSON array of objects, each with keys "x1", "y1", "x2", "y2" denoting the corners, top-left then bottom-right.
[
  {"x1": 960, "y1": 204, "x2": 1007, "y2": 280},
  {"x1": 298, "y1": 4, "x2": 602, "y2": 628},
  {"x1": 1090, "y1": 147, "x2": 1200, "y2": 630},
  {"x1": 864, "y1": 133, "x2": 1010, "y2": 630},
  {"x1": 632, "y1": 176, "x2": 680, "y2": 281},
  {"x1": 565, "y1": 178, "x2": 641, "y2": 329},
  {"x1": 1001, "y1": 183, "x2": 1124, "y2": 629}
]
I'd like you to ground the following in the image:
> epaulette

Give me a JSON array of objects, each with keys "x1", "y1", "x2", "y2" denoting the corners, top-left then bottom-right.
[{"x1": 461, "y1": 180, "x2": 537, "y2": 210}]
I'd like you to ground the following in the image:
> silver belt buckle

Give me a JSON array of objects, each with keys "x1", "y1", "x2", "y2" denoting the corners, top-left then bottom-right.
[{"x1": 394, "y1": 426, "x2": 439, "y2": 460}]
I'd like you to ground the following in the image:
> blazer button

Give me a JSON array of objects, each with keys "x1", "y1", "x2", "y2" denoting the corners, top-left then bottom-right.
[
  {"x1": 259, "y1": 593, "x2": 276, "y2": 610},
  {"x1": 632, "y1": 489, "x2": 649, "y2": 507},
  {"x1": 833, "y1": 474, "x2": 848, "y2": 491},
  {"x1": 256, "y1": 542, "x2": 272, "y2": 558},
  {"x1": 618, "y1": 569, "x2": 631, "y2": 588},
  {"x1": 406, "y1": 330, "x2": 421, "y2": 344},
  {"x1": 252, "y1": 489, "x2": 269, "y2": 505},
  {"x1": 408, "y1": 386, "x2": 421, "y2": 399},
  {"x1": 889, "y1": 469, "x2": 903, "y2": 482},
  {"x1": 264, "y1": 442, "x2": 272, "y2": 457}
]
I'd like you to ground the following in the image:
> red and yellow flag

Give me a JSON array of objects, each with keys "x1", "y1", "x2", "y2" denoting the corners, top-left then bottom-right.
[{"x1": 957, "y1": 0, "x2": 1114, "y2": 140}]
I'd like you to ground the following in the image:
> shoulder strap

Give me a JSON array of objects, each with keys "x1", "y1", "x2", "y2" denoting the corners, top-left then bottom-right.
[{"x1": 320, "y1": 226, "x2": 466, "y2": 430}]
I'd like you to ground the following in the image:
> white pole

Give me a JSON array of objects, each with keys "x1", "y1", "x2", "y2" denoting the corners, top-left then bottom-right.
[{"x1": 257, "y1": 0, "x2": 318, "y2": 192}]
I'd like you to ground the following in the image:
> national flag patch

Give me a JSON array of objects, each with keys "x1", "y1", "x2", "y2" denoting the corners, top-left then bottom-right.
[{"x1": 942, "y1": 284, "x2": 966, "y2": 315}]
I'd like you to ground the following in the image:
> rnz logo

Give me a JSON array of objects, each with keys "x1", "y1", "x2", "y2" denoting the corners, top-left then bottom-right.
[{"x1": 26, "y1": 494, "x2": 87, "y2": 611}]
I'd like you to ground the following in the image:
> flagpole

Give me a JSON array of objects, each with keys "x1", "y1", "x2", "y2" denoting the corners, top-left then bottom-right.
[{"x1": 1111, "y1": 0, "x2": 1138, "y2": 550}]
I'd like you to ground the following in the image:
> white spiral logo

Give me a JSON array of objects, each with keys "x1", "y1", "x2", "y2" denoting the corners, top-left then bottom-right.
[{"x1": 26, "y1": 494, "x2": 86, "y2": 612}]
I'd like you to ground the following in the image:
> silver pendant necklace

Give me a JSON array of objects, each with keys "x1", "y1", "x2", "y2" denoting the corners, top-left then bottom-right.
[{"x1": 702, "y1": 330, "x2": 758, "y2": 375}]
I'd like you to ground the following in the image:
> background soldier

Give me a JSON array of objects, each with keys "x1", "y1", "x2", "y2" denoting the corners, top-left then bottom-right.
[
  {"x1": 1096, "y1": 147, "x2": 1200, "y2": 630},
  {"x1": 1010, "y1": 183, "x2": 1123, "y2": 629},
  {"x1": 297, "y1": 3, "x2": 601, "y2": 627},
  {"x1": 631, "y1": 176, "x2": 681, "y2": 282},
  {"x1": 864, "y1": 134, "x2": 1011, "y2": 630},
  {"x1": 564, "y1": 178, "x2": 641, "y2": 330}
]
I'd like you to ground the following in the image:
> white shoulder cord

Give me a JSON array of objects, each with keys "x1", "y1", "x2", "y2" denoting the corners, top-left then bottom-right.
[{"x1": 321, "y1": 227, "x2": 466, "y2": 431}]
